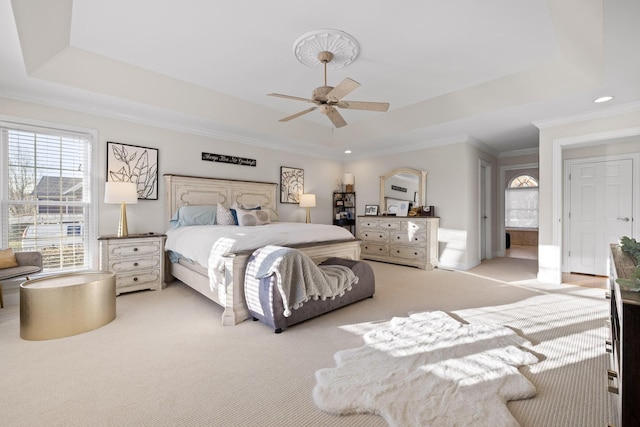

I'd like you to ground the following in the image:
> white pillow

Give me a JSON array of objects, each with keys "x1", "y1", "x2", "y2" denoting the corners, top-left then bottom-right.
[
  {"x1": 235, "y1": 208, "x2": 271, "y2": 226},
  {"x1": 216, "y1": 204, "x2": 236, "y2": 225},
  {"x1": 169, "y1": 205, "x2": 217, "y2": 228}
]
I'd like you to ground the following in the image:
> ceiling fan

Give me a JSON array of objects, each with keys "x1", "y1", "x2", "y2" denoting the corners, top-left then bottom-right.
[{"x1": 268, "y1": 51, "x2": 389, "y2": 128}]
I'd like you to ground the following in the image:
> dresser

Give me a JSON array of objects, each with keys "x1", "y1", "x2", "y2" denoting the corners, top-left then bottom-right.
[
  {"x1": 608, "y1": 244, "x2": 640, "y2": 427},
  {"x1": 357, "y1": 216, "x2": 439, "y2": 269},
  {"x1": 98, "y1": 233, "x2": 166, "y2": 295}
]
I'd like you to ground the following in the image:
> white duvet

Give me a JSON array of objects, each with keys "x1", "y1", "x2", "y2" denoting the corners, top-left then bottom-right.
[{"x1": 165, "y1": 223, "x2": 355, "y2": 289}]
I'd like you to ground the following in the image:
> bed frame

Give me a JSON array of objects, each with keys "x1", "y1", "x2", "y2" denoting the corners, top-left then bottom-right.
[{"x1": 164, "y1": 174, "x2": 361, "y2": 325}]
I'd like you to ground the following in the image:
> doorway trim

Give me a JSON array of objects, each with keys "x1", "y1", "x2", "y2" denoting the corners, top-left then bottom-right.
[
  {"x1": 479, "y1": 159, "x2": 492, "y2": 260},
  {"x1": 498, "y1": 162, "x2": 538, "y2": 257},
  {"x1": 549, "y1": 127, "x2": 640, "y2": 283}
]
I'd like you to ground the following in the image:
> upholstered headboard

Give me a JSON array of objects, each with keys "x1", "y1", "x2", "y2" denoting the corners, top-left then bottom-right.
[{"x1": 164, "y1": 174, "x2": 277, "y2": 226}]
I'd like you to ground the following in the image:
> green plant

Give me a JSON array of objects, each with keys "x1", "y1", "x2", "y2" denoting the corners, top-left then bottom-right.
[
  {"x1": 620, "y1": 235, "x2": 640, "y2": 264},
  {"x1": 618, "y1": 236, "x2": 640, "y2": 291}
]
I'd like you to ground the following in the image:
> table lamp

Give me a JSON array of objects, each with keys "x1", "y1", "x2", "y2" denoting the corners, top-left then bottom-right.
[
  {"x1": 104, "y1": 182, "x2": 138, "y2": 237},
  {"x1": 299, "y1": 193, "x2": 316, "y2": 224},
  {"x1": 344, "y1": 173, "x2": 354, "y2": 192}
]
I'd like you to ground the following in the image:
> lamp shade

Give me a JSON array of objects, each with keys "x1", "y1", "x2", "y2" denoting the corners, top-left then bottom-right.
[
  {"x1": 299, "y1": 193, "x2": 316, "y2": 208},
  {"x1": 104, "y1": 182, "x2": 138, "y2": 204},
  {"x1": 343, "y1": 173, "x2": 354, "y2": 185}
]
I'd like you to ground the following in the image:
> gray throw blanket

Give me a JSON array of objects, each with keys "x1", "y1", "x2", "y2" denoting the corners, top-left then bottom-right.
[{"x1": 254, "y1": 245, "x2": 358, "y2": 317}]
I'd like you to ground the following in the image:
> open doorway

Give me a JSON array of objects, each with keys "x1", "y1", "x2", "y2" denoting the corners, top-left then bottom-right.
[{"x1": 504, "y1": 169, "x2": 539, "y2": 260}]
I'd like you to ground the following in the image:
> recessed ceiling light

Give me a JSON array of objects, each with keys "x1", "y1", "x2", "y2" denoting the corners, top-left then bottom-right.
[
  {"x1": 344, "y1": 149, "x2": 352, "y2": 154},
  {"x1": 594, "y1": 96, "x2": 614, "y2": 103}
]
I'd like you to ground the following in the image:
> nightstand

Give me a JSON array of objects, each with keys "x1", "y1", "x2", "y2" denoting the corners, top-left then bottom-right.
[{"x1": 98, "y1": 233, "x2": 166, "y2": 295}]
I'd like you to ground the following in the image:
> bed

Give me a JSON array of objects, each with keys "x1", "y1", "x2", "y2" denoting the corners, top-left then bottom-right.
[{"x1": 164, "y1": 174, "x2": 361, "y2": 326}]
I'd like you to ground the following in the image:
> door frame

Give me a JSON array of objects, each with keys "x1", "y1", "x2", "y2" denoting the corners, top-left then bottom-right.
[
  {"x1": 549, "y1": 128, "x2": 640, "y2": 284},
  {"x1": 479, "y1": 159, "x2": 492, "y2": 260},
  {"x1": 497, "y1": 162, "x2": 539, "y2": 257},
  {"x1": 562, "y1": 153, "x2": 639, "y2": 273}
]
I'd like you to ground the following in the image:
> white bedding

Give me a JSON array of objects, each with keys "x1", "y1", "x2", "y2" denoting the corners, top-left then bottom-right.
[{"x1": 165, "y1": 223, "x2": 356, "y2": 290}]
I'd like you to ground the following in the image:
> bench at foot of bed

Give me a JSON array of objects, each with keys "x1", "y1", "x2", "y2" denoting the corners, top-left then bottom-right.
[{"x1": 245, "y1": 256, "x2": 375, "y2": 333}]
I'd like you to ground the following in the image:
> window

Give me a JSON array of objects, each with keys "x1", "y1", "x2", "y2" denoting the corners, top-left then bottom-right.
[
  {"x1": 505, "y1": 174, "x2": 538, "y2": 228},
  {"x1": 1, "y1": 120, "x2": 96, "y2": 271}
]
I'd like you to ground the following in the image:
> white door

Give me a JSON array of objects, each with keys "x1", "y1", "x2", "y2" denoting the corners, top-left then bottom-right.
[{"x1": 568, "y1": 159, "x2": 633, "y2": 275}]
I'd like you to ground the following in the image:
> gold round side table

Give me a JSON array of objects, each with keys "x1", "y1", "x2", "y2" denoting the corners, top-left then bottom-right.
[{"x1": 20, "y1": 271, "x2": 116, "y2": 341}]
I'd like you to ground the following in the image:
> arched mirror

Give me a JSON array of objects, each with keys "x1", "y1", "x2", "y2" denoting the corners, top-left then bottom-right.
[{"x1": 379, "y1": 168, "x2": 427, "y2": 215}]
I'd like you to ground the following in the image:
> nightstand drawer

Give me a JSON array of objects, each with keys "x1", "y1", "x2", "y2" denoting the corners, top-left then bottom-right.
[
  {"x1": 116, "y1": 270, "x2": 161, "y2": 288},
  {"x1": 108, "y1": 241, "x2": 160, "y2": 259},
  {"x1": 108, "y1": 256, "x2": 160, "y2": 273}
]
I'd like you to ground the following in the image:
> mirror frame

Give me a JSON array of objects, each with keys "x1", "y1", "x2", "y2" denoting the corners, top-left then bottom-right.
[{"x1": 379, "y1": 168, "x2": 427, "y2": 214}]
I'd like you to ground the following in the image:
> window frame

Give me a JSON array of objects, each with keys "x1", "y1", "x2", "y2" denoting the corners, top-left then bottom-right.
[
  {"x1": 505, "y1": 174, "x2": 539, "y2": 229},
  {"x1": 0, "y1": 115, "x2": 99, "y2": 271}
]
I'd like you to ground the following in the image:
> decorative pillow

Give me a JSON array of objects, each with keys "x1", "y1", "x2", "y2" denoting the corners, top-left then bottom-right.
[
  {"x1": 261, "y1": 207, "x2": 279, "y2": 222},
  {"x1": 230, "y1": 203, "x2": 261, "y2": 225},
  {"x1": 235, "y1": 208, "x2": 271, "y2": 226},
  {"x1": 216, "y1": 204, "x2": 236, "y2": 225},
  {"x1": 169, "y1": 205, "x2": 217, "y2": 228},
  {"x1": 0, "y1": 248, "x2": 19, "y2": 270}
]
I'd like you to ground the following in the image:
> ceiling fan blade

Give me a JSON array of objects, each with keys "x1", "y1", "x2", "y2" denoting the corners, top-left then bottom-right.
[
  {"x1": 279, "y1": 107, "x2": 318, "y2": 122},
  {"x1": 336, "y1": 100, "x2": 390, "y2": 112},
  {"x1": 326, "y1": 78, "x2": 360, "y2": 102},
  {"x1": 321, "y1": 105, "x2": 347, "y2": 128},
  {"x1": 268, "y1": 93, "x2": 314, "y2": 103}
]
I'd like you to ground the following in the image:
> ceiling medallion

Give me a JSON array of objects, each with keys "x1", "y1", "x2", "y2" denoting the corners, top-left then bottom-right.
[{"x1": 293, "y1": 29, "x2": 360, "y2": 69}]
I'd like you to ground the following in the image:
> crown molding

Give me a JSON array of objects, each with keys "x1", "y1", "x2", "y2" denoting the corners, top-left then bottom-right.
[{"x1": 533, "y1": 101, "x2": 640, "y2": 129}]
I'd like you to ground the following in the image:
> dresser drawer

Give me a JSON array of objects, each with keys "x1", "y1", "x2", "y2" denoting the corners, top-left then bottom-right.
[
  {"x1": 402, "y1": 220, "x2": 427, "y2": 232},
  {"x1": 390, "y1": 245, "x2": 427, "y2": 261},
  {"x1": 378, "y1": 220, "x2": 400, "y2": 230},
  {"x1": 358, "y1": 219, "x2": 380, "y2": 229},
  {"x1": 116, "y1": 270, "x2": 161, "y2": 288},
  {"x1": 391, "y1": 230, "x2": 427, "y2": 245},
  {"x1": 359, "y1": 230, "x2": 389, "y2": 242},
  {"x1": 361, "y1": 243, "x2": 389, "y2": 256},
  {"x1": 108, "y1": 256, "x2": 161, "y2": 273},
  {"x1": 108, "y1": 241, "x2": 161, "y2": 259}
]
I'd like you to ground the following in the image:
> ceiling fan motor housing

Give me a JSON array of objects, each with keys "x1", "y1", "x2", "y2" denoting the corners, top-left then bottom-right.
[{"x1": 312, "y1": 86, "x2": 333, "y2": 103}]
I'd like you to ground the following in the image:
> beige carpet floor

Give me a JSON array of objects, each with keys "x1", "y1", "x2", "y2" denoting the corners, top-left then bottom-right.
[{"x1": 0, "y1": 259, "x2": 612, "y2": 426}]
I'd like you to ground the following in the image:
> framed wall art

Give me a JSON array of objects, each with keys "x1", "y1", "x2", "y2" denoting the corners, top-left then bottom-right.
[
  {"x1": 280, "y1": 166, "x2": 304, "y2": 203},
  {"x1": 107, "y1": 141, "x2": 159, "y2": 200},
  {"x1": 365, "y1": 205, "x2": 379, "y2": 216}
]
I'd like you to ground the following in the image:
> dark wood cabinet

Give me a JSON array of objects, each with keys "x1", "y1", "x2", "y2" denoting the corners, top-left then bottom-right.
[
  {"x1": 333, "y1": 192, "x2": 355, "y2": 235},
  {"x1": 608, "y1": 244, "x2": 640, "y2": 427}
]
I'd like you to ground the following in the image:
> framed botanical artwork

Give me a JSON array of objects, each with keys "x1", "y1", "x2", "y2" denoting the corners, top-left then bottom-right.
[
  {"x1": 364, "y1": 205, "x2": 379, "y2": 216},
  {"x1": 107, "y1": 142, "x2": 159, "y2": 200},
  {"x1": 280, "y1": 166, "x2": 304, "y2": 204}
]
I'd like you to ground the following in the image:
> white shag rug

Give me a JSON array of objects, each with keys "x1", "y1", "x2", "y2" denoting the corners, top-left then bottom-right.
[{"x1": 313, "y1": 311, "x2": 539, "y2": 427}]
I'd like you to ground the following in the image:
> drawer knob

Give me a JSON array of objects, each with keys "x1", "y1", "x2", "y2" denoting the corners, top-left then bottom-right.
[
  {"x1": 607, "y1": 369, "x2": 618, "y2": 379},
  {"x1": 133, "y1": 277, "x2": 138, "y2": 282},
  {"x1": 133, "y1": 247, "x2": 138, "y2": 252},
  {"x1": 605, "y1": 291, "x2": 611, "y2": 299},
  {"x1": 134, "y1": 262, "x2": 139, "y2": 267}
]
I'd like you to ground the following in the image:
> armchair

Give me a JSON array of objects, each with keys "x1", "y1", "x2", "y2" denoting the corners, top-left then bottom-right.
[{"x1": 0, "y1": 251, "x2": 43, "y2": 308}]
